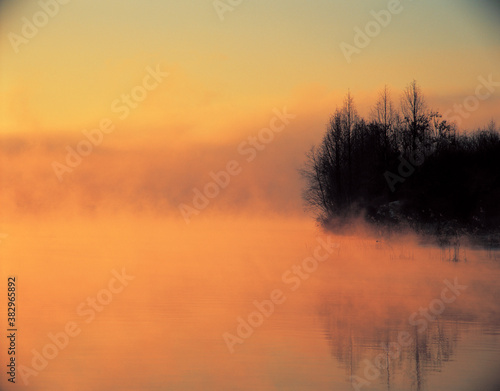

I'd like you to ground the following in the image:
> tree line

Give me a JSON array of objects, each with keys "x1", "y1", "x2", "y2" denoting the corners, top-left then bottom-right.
[{"x1": 302, "y1": 81, "x2": 500, "y2": 237}]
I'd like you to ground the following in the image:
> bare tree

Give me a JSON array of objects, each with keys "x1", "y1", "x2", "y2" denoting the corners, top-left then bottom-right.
[
  {"x1": 400, "y1": 80, "x2": 428, "y2": 152},
  {"x1": 341, "y1": 91, "x2": 358, "y2": 203},
  {"x1": 301, "y1": 146, "x2": 330, "y2": 220},
  {"x1": 371, "y1": 85, "x2": 396, "y2": 161}
]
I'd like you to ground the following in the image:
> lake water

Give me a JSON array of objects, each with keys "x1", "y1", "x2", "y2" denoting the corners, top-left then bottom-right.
[{"x1": 1, "y1": 216, "x2": 500, "y2": 390}]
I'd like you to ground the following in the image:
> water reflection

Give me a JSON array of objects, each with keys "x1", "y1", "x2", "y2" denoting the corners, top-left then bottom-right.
[
  {"x1": 0, "y1": 217, "x2": 499, "y2": 391},
  {"x1": 321, "y1": 301, "x2": 463, "y2": 390},
  {"x1": 318, "y1": 236, "x2": 500, "y2": 391}
]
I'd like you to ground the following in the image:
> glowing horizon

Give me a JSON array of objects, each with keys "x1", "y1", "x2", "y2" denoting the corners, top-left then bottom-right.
[{"x1": 0, "y1": 0, "x2": 499, "y2": 143}]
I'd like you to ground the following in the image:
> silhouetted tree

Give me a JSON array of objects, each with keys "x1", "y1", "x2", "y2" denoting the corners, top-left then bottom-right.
[
  {"x1": 302, "y1": 82, "x2": 500, "y2": 238},
  {"x1": 371, "y1": 85, "x2": 396, "y2": 161}
]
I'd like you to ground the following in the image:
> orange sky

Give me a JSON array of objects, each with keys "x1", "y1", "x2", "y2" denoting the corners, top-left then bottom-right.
[
  {"x1": 0, "y1": 1, "x2": 499, "y2": 218},
  {"x1": 0, "y1": 0, "x2": 499, "y2": 142}
]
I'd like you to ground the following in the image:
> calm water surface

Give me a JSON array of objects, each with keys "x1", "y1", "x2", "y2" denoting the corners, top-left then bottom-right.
[{"x1": 1, "y1": 216, "x2": 499, "y2": 390}]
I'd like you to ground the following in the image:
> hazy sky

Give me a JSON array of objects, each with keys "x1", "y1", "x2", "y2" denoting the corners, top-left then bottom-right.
[
  {"x1": 0, "y1": 1, "x2": 499, "y2": 218},
  {"x1": 1, "y1": 0, "x2": 499, "y2": 140}
]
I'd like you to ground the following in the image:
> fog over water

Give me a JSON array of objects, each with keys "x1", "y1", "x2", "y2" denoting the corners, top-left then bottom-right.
[
  {"x1": 1, "y1": 213, "x2": 499, "y2": 390},
  {"x1": 0, "y1": 128, "x2": 314, "y2": 218},
  {"x1": 0, "y1": 133, "x2": 499, "y2": 391}
]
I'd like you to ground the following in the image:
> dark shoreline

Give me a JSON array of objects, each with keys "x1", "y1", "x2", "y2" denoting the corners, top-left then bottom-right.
[{"x1": 321, "y1": 213, "x2": 500, "y2": 251}]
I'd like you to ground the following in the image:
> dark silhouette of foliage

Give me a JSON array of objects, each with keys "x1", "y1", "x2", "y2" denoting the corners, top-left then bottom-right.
[{"x1": 302, "y1": 81, "x2": 500, "y2": 239}]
